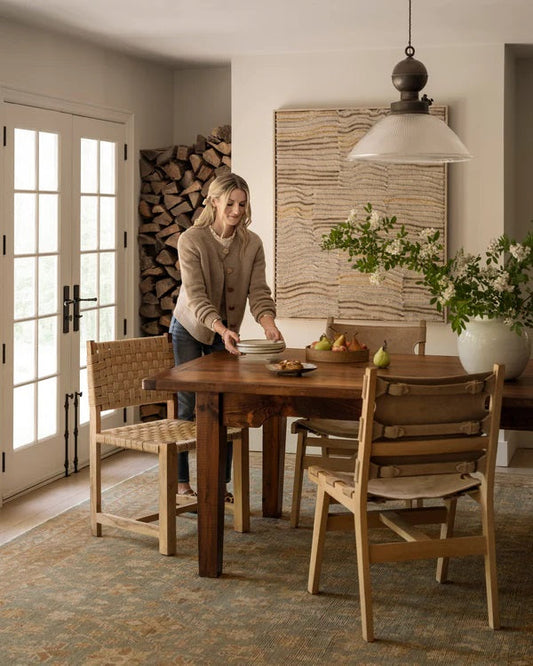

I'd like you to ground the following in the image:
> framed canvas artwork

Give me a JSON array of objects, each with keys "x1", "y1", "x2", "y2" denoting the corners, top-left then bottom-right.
[{"x1": 274, "y1": 107, "x2": 447, "y2": 321}]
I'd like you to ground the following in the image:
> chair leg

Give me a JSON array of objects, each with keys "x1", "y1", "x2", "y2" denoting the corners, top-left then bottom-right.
[
  {"x1": 308, "y1": 485, "x2": 330, "y2": 594},
  {"x1": 354, "y1": 507, "x2": 374, "y2": 642},
  {"x1": 290, "y1": 430, "x2": 307, "y2": 528},
  {"x1": 232, "y1": 429, "x2": 250, "y2": 533},
  {"x1": 90, "y1": 439, "x2": 102, "y2": 537},
  {"x1": 479, "y1": 490, "x2": 500, "y2": 629},
  {"x1": 436, "y1": 497, "x2": 457, "y2": 583},
  {"x1": 158, "y1": 443, "x2": 177, "y2": 556}
]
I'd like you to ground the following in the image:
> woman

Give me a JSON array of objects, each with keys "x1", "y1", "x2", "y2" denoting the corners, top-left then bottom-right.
[{"x1": 169, "y1": 172, "x2": 284, "y2": 499}]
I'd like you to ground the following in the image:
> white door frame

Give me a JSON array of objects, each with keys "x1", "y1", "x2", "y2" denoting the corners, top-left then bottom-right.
[{"x1": 0, "y1": 87, "x2": 135, "y2": 504}]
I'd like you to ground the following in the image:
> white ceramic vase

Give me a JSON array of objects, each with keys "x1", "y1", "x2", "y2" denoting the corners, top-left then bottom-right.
[{"x1": 457, "y1": 317, "x2": 531, "y2": 380}]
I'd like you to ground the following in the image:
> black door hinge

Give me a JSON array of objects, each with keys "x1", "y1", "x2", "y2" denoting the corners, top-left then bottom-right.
[
  {"x1": 3, "y1": 126, "x2": 6, "y2": 147},
  {"x1": 124, "y1": 143, "x2": 128, "y2": 160},
  {"x1": 123, "y1": 319, "x2": 127, "y2": 336},
  {"x1": 124, "y1": 231, "x2": 127, "y2": 248},
  {"x1": 2, "y1": 343, "x2": 5, "y2": 364},
  {"x1": 2, "y1": 452, "x2": 5, "y2": 473},
  {"x1": 3, "y1": 235, "x2": 6, "y2": 255}
]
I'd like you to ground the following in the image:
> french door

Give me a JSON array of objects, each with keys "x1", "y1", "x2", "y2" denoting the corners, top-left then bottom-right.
[{"x1": 1, "y1": 104, "x2": 127, "y2": 499}]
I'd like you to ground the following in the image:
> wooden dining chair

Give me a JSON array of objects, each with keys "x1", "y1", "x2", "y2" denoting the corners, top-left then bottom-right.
[
  {"x1": 87, "y1": 334, "x2": 250, "y2": 555},
  {"x1": 307, "y1": 363, "x2": 505, "y2": 642},
  {"x1": 289, "y1": 317, "x2": 426, "y2": 527}
]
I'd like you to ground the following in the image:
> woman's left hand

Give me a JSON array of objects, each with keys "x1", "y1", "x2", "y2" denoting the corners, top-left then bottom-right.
[{"x1": 263, "y1": 325, "x2": 283, "y2": 342}]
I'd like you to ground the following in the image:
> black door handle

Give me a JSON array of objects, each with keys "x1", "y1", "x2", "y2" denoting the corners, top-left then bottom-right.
[{"x1": 72, "y1": 284, "x2": 97, "y2": 332}]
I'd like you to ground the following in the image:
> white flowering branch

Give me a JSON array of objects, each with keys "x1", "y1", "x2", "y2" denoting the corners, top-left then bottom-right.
[{"x1": 321, "y1": 203, "x2": 533, "y2": 334}]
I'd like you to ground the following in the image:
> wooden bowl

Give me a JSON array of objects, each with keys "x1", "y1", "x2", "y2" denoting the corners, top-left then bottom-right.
[{"x1": 305, "y1": 345, "x2": 369, "y2": 364}]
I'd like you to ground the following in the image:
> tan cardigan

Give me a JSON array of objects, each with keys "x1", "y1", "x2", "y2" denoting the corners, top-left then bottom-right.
[{"x1": 173, "y1": 225, "x2": 277, "y2": 345}]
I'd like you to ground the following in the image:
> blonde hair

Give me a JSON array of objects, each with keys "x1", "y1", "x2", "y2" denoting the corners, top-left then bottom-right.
[{"x1": 194, "y1": 172, "x2": 252, "y2": 248}]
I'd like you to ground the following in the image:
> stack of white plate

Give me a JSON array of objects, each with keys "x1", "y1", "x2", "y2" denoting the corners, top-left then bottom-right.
[{"x1": 236, "y1": 339, "x2": 286, "y2": 362}]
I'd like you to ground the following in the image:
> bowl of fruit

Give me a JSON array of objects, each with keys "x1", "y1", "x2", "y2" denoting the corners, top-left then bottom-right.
[{"x1": 305, "y1": 333, "x2": 370, "y2": 363}]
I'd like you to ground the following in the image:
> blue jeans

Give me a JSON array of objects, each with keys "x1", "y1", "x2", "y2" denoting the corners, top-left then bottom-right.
[{"x1": 169, "y1": 316, "x2": 233, "y2": 484}]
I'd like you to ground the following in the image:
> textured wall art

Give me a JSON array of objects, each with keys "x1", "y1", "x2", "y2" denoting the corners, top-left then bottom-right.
[{"x1": 274, "y1": 107, "x2": 447, "y2": 321}]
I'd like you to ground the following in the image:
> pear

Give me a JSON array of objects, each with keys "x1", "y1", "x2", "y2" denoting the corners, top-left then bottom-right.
[
  {"x1": 373, "y1": 340, "x2": 390, "y2": 368},
  {"x1": 332, "y1": 333, "x2": 346, "y2": 349},
  {"x1": 314, "y1": 334, "x2": 332, "y2": 351},
  {"x1": 348, "y1": 333, "x2": 363, "y2": 351}
]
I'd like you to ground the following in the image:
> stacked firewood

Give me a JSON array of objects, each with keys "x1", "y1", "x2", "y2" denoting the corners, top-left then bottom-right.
[{"x1": 138, "y1": 125, "x2": 232, "y2": 335}]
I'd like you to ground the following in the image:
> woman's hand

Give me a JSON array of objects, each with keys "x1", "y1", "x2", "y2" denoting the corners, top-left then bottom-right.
[
  {"x1": 222, "y1": 328, "x2": 241, "y2": 355},
  {"x1": 263, "y1": 325, "x2": 283, "y2": 341},
  {"x1": 259, "y1": 315, "x2": 283, "y2": 342}
]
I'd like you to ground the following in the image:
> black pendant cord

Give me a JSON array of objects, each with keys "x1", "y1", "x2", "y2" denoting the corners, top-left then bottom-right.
[
  {"x1": 64, "y1": 393, "x2": 74, "y2": 477},
  {"x1": 405, "y1": 0, "x2": 415, "y2": 57},
  {"x1": 73, "y1": 391, "x2": 82, "y2": 473}
]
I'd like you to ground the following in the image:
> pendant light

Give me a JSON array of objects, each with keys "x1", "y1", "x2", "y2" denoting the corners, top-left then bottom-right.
[{"x1": 348, "y1": 0, "x2": 472, "y2": 164}]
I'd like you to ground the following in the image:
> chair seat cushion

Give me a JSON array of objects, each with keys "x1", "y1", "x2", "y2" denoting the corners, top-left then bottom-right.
[{"x1": 295, "y1": 418, "x2": 359, "y2": 438}]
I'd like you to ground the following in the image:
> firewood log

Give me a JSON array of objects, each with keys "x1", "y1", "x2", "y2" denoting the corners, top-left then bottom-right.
[
  {"x1": 163, "y1": 161, "x2": 183, "y2": 180},
  {"x1": 138, "y1": 125, "x2": 231, "y2": 335},
  {"x1": 202, "y1": 147, "x2": 221, "y2": 167},
  {"x1": 156, "y1": 146, "x2": 175, "y2": 165}
]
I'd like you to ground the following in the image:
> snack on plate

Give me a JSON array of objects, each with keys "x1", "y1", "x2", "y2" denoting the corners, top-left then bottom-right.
[{"x1": 274, "y1": 359, "x2": 304, "y2": 371}]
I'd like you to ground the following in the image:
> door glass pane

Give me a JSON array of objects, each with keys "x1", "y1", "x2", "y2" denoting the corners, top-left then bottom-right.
[
  {"x1": 100, "y1": 197, "x2": 116, "y2": 249},
  {"x1": 100, "y1": 141, "x2": 116, "y2": 195},
  {"x1": 99, "y1": 306, "x2": 115, "y2": 341},
  {"x1": 80, "y1": 195, "x2": 98, "y2": 251},
  {"x1": 14, "y1": 129, "x2": 36, "y2": 190},
  {"x1": 80, "y1": 253, "x2": 98, "y2": 302},
  {"x1": 38, "y1": 377, "x2": 57, "y2": 439},
  {"x1": 80, "y1": 310, "x2": 97, "y2": 365},
  {"x1": 39, "y1": 132, "x2": 58, "y2": 191},
  {"x1": 14, "y1": 193, "x2": 36, "y2": 254},
  {"x1": 13, "y1": 384, "x2": 35, "y2": 449},
  {"x1": 38, "y1": 316, "x2": 57, "y2": 377},
  {"x1": 80, "y1": 138, "x2": 98, "y2": 193},
  {"x1": 13, "y1": 320, "x2": 35, "y2": 384},
  {"x1": 99, "y1": 252, "x2": 115, "y2": 305},
  {"x1": 38, "y1": 256, "x2": 58, "y2": 315},
  {"x1": 39, "y1": 194, "x2": 59, "y2": 253},
  {"x1": 14, "y1": 257, "x2": 36, "y2": 319}
]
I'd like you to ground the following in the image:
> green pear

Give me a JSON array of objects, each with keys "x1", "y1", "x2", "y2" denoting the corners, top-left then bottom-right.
[
  {"x1": 314, "y1": 335, "x2": 332, "y2": 351},
  {"x1": 373, "y1": 340, "x2": 390, "y2": 368}
]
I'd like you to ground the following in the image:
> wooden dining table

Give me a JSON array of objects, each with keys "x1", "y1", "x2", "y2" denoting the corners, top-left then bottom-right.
[{"x1": 142, "y1": 349, "x2": 533, "y2": 578}]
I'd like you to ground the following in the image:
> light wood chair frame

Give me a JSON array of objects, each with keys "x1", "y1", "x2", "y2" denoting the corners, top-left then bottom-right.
[
  {"x1": 87, "y1": 334, "x2": 249, "y2": 556},
  {"x1": 307, "y1": 363, "x2": 504, "y2": 642},
  {"x1": 290, "y1": 318, "x2": 427, "y2": 527}
]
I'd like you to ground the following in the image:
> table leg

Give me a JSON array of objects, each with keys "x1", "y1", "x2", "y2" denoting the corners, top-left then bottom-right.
[
  {"x1": 262, "y1": 415, "x2": 287, "y2": 517},
  {"x1": 196, "y1": 391, "x2": 227, "y2": 577}
]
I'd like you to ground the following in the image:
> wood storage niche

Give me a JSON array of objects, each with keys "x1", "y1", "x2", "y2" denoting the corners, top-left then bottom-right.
[{"x1": 138, "y1": 125, "x2": 232, "y2": 337}]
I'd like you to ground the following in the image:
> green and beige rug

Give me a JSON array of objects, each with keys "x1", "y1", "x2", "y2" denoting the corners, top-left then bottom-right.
[{"x1": 0, "y1": 454, "x2": 531, "y2": 665}]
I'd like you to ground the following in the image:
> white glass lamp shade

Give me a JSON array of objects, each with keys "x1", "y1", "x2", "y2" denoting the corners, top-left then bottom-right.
[{"x1": 348, "y1": 113, "x2": 472, "y2": 164}]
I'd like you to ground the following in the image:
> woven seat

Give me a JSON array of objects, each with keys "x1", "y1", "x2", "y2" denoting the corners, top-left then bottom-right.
[
  {"x1": 307, "y1": 364, "x2": 505, "y2": 642},
  {"x1": 289, "y1": 317, "x2": 426, "y2": 527},
  {"x1": 87, "y1": 334, "x2": 249, "y2": 555}
]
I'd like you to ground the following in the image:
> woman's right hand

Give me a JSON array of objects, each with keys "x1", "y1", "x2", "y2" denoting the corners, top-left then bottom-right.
[{"x1": 222, "y1": 328, "x2": 241, "y2": 355}]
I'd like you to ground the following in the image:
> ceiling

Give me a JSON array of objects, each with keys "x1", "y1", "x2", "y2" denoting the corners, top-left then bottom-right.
[{"x1": 0, "y1": 0, "x2": 532, "y2": 67}]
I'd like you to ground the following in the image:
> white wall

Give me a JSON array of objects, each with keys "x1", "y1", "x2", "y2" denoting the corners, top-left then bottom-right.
[
  {"x1": 0, "y1": 19, "x2": 175, "y2": 152},
  {"x1": 231, "y1": 44, "x2": 506, "y2": 355},
  {"x1": 173, "y1": 66, "x2": 231, "y2": 145}
]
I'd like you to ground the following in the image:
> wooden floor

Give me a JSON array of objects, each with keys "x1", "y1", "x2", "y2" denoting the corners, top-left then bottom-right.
[{"x1": 1, "y1": 448, "x2": 532, "y2": 547}]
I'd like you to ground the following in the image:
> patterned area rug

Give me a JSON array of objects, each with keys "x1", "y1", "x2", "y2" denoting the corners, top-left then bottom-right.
[{"x1": 0, "y1": 454, "x2": 532, "y2": 665}]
